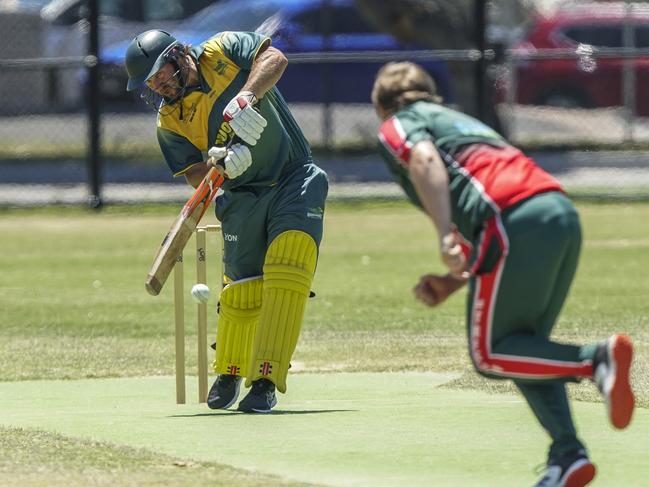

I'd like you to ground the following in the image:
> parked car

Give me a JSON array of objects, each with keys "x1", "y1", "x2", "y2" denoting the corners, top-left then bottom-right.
[
  {"x1": 41, "y1": 0, "x2": 217, "y2": 25},
  {"x1": 98, "y1": 0, "x2": 454, "y2": 106},
  {"x1": 1, "y1": 0, "x2": 50, "y2": 58},
  {"x1": 498, "y1": 2, "x2": 649, "y2": 115},
  {"x1": 0, "y1": 0, "x2": 53, "y2": 114}
]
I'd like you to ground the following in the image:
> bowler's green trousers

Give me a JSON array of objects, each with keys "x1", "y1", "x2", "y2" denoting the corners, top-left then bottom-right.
[{"x1": 466, "y1": 191, "x2": 597, "y2": 459}]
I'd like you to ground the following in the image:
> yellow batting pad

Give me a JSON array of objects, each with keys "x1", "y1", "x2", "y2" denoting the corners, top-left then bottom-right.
[
  {"x1": 212, "y1": 277, "x2": 263, "y2": 377},
  {"x1": 247, "y1": 231, "x2": 317, "y2": 393}
]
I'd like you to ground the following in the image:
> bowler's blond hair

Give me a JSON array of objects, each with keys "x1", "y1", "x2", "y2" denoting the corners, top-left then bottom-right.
[{"x1": 371, "y1": 62, "x2": 443, "y2": 117}]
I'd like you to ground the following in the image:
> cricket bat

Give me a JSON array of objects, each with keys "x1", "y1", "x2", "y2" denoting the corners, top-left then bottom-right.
[{"x1": 145, "y1": 162, "x2": 226, "y2": 296}]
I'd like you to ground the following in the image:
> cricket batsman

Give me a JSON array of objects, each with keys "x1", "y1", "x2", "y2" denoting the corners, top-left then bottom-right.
[
  {"x1": 124, "y1": 29, "x2": 328, "y2": 413},
  {"x1": 372, "y1": 61, "x2": 635, "y2": 486}
]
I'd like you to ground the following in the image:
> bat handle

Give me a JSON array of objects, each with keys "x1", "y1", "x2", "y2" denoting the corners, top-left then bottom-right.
[
  {"x1": 194, "y1": 158, "x2": 227, "y2": 221},
  {"x1": 206, "y1": 158, "x2": 226, "y2": 180}
]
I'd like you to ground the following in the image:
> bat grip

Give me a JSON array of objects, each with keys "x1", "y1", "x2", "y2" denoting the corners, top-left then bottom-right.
[
  {"x1": 206, "y1": 156, "x2": 226, "y2": 176},
  {"x1": 206, "y1": 131, "x2": 239, "y2": 175}
]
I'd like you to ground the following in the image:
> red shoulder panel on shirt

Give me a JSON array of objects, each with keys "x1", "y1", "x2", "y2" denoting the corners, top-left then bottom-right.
[{"x1": 379, "y1": 117, "x2": 412, "y2": 165}]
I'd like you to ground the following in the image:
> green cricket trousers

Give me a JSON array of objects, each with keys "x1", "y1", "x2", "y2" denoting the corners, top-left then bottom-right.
[
  {"x1": 214, "y1": 160, "x2": 328, "y2": 281},
  {"x1": 466, "y1": 190, "x2": 597, "y2": 459}
]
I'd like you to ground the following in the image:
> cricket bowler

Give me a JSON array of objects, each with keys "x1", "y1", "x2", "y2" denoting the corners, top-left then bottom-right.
[{"x1": 372, "y1": 61, "x2": 635, "y2": 487}]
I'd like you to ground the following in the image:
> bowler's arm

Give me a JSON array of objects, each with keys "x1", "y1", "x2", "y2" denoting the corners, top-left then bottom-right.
[
  {"x1": 408, "y1": 140, "x2": 454, "y2": 240},
  {"x1": 408, "y1": 140, "x2": 467, "y2": 278}
]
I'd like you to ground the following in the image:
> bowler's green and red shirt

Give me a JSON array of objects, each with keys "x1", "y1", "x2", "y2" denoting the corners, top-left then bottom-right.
[{"x1": 377, "y1": 101, "x2": 562, "y2": 240}]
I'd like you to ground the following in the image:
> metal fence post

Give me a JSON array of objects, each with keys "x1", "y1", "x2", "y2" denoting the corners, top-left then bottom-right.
[
  {"x1": 87, "y1": 0, "x2": 102, "y2": 209},
  {"x1": 623, "y1": 0, "x2": 636, "y2": 142},
  {"x1": 474, "y1": 0, "x2": 487, "y2": 123}
]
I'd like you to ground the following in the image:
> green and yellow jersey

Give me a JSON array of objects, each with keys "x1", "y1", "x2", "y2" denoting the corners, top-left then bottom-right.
[
  {"x1": 378, "y1": 101, "x2": 562, "y2": 240},
  {"x1": 157, "y1": 31, "x2": 311, "y2": 190}
]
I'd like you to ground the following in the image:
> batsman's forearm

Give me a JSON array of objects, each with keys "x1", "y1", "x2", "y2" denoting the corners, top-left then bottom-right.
[
  {"x1": 184, "y1": 162, "x2": 211, "y2": 188},
  {"x1": 243, "y1": 47, "x2": 288, "y2": 99}
]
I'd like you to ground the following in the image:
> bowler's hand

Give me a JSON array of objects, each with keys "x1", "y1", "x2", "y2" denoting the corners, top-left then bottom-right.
[
  {"x1": 414, "y1": 274, "x2": 451, "y2": 307},
  {"x1": 414, "y1": 273, "x2": 468, "y2": 307},
  {"x1": 208, "y1": 144, "x2": 252, "y2": 179},
  {"x1": 223, "y1": 91, "x2": 267, "y2": 146},
  {"x1": 440, "y1": 232, "x2": 468, "y2": 279}
]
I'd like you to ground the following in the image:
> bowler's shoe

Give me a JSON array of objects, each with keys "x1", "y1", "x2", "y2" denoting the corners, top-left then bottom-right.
[
  {"x1": 532, "y1": 449, "x2": 596, "y2": 487},
  {"x1": 593, "y1": 334, "x2": 635, "y2": 429}
]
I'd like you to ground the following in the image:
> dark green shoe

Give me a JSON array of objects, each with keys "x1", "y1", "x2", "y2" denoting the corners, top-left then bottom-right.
[
  {"x1": 207, "y1": 374, "x2": 241, "y2": 409},
  {"x1": 237, "y1": 379, "x2": 277, "y2": 413}
]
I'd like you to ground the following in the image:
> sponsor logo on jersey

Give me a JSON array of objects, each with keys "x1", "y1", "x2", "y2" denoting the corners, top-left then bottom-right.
[
  {"x1": 306, "y1": 207, "x2": 323, "y2": 219},
  {"x1": 214, "y1": 60, "x2": 228, "y2": 75},
  {"x1": 215, "y1": 121, "x2": 234, "y2": 146},
  {"x1": 224, "y1": 233, "x2": 238, "y2": 242},
  {"x1": 179, "y1": 102, "x2": 197, "y2": 123}
]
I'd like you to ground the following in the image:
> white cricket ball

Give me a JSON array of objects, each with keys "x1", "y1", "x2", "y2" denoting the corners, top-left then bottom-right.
[{"x1": 190, "y1": 283, "x2": 210, "y2": 303}]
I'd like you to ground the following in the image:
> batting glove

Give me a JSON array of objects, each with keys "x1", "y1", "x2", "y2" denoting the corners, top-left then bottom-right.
[
  {"x1": 223, "y1": 91, "x2": 267, "y2": 146},
  {"x1": 208, "y1": 144, "x2": 252, "y2": 180}
]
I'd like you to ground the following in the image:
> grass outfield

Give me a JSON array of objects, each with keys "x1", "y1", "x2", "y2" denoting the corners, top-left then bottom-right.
[{"x1": 0, "y1": 200, "x2": 647, "y2": 485}]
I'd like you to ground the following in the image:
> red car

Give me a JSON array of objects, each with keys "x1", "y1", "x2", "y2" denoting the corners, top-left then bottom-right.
[{"x1": 499, "y1": 3, "x2": 649, "y2": 115}]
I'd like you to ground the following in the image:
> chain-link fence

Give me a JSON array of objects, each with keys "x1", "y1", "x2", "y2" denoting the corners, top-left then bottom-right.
[
  {"x1": 1, "y1": 0, "x2": 648, "y2": 206},
  {"x1": 498, "y1": 0, "x2": 649, "y2": 146}
]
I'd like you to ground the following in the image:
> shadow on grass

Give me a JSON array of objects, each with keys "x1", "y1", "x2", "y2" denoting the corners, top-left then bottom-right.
[{"x1": 169, "y1": 409, "x2": 356, "y2": 418}]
